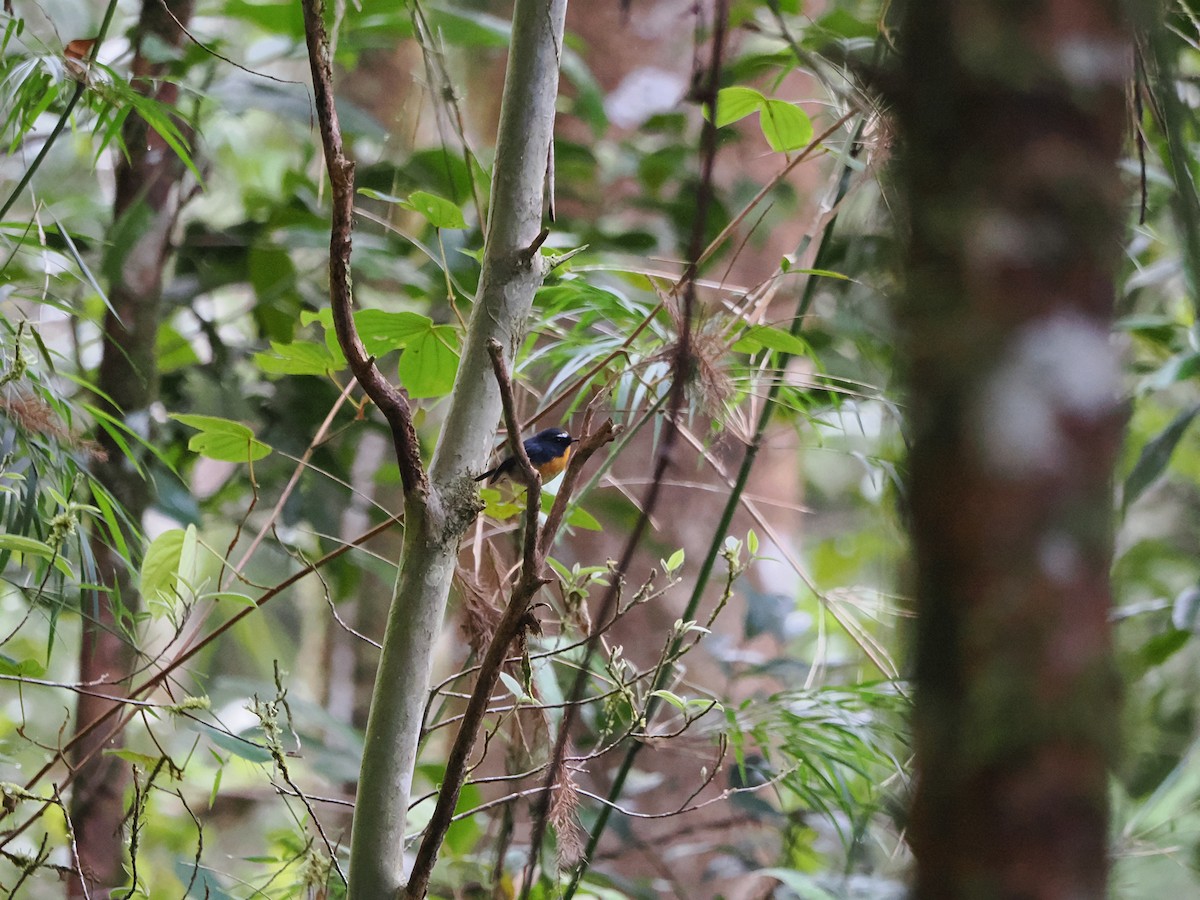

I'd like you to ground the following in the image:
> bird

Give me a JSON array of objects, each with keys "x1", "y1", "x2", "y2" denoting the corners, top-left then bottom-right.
[{"x1": 474, "y1": 427, "x2": 578, "y2": 484}]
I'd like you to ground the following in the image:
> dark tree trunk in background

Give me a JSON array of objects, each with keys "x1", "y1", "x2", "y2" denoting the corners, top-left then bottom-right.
[
  {"x1": 70, "y1": 1, "x2": 194, "y2": 895},
  {"x1": 895, "y1": 1, "x2": 1132, "y2": 897}
]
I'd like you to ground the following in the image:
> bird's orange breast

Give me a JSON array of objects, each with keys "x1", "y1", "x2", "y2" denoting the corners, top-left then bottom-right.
[{"x1": 536, "y1": 447, "x2": 570, "y2": 480}]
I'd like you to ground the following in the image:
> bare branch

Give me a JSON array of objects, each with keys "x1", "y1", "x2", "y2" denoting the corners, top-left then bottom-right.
[
  {"x1": 301, "y1": 0, "x2": 426, "y2": 497},
  {"x1": 404, "y1": 343, "x2": 551, "y2": 900}
]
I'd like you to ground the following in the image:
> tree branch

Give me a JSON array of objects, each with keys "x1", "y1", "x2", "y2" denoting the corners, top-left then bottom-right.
[
  {"x1": 301, "y1": 0, "x2": 426, "y2": 497},
  {"x1": 405, "y1": 343, "x2": 616, "y2": 899}
]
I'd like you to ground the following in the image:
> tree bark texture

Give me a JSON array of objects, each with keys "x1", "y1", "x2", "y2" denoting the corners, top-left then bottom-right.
[
  {"x1": 70, "y1": 1, "x2": 194, "y2": 895},
  {"x1": 896, "y1": 1, "x2": 1132, "y2": 898}
]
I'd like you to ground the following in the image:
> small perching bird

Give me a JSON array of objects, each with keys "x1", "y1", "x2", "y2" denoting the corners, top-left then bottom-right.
[{"x1": 474, "y1": 428, "x2": 578, "y2": 484}]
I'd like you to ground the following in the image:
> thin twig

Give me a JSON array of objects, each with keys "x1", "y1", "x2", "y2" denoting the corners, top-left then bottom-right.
[{"x1": 1, "y1": 513, "x2": 402, "y2": 850}]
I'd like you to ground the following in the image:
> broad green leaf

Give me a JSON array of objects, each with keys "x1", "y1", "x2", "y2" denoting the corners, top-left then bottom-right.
[
  {"x1": 356, "y1": 310, "x2": 433, "y2": 355},
  {"x1": 157, "y1": 323, "x2": 201, "y2": 373},
  {"x1": 1140, "y1": 628, "x2": 1189, "y2": 667},
  {"x1": 0, "y1": 654, "x2": 45, "y2": 677},
  {"x1": 545, "y1": 556, "x2": 572, "y2": 582},
  {"x1": 427, "y1": 7, "x2": 511, "y2": 48},
  {"x1": 481, "y1": 490, "x2": 523, "y2": 521},
  {"x1": 401, "y1": 190, "x2": 467, "y2": 229},
  {"x1": 178, "y1": 524, "x2": 199, "y2": 595},
  {"x1": 398, "y1": 325, "x2": 460, "y2": 398},
  {"x1": 253, "y1": 340, "x2": 344, "y2": 376},
  {"x1": 759, "y1": 99, "x2": 813, "y2": 152},
  {"x1": 141, "y1": 523, "x2": 203, "y2": 611},
  {"x1": 713, "y1": 86, "x2": 764, "y2": 127},
  {"x1": 171, "y1": 414, "x2": 272, "y2": 463},
  {"x1": 537, "y1": 494, "x2": 602, "y2": 530},
  {"x1": 141, "y1": 528, "x2": 185, "y2": 604},
  {"x1": 300, "y1": 309, "x2": 332, "y2": 328},
  {"x1": 565, "y1": 505, "x2": 602, "y2": 531},
  {"x1": 1123, "y1": 404, "x2": 1200, "y2": 511},
  {"x1": 665, "y1": 548, "x2": 685, "y2": 572},
  {"x1": 299, "y1": 309, "x2": 432, "y2": 357}
]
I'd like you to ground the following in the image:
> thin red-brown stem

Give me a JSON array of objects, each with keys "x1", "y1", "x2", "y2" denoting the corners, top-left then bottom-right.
[{"x1": 302, "y1": 0, "x2": 426, "y2": 497}]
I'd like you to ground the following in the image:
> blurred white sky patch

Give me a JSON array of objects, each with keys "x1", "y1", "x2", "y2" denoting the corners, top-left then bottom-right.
[
  {"x1": 976, "y1": 313, "x2": 1119, "y2": 477},
  {"x1": 604, "y1": 67, "x2": 687, "y2": 128}
]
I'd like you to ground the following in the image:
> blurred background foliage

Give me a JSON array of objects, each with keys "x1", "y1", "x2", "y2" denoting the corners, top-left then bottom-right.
[{"x1": 0, "y1": 0, "x2": 1197, "y2": 897}]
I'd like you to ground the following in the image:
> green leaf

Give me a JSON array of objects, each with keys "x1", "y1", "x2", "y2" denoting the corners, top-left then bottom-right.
[
  {"x1": 650, "y1": 689, "x2": 687, "y2": 712},
  {"x1": 780, "y1": 261, "x2": 850, "y2": 280},
  {"x1": 758, "y1": 100, "x2": 813, "y2": 152},
  {"x1": 178, "y1": 524, "x2": 199, "y2": 593},
  {"x1": 714, "y1": 86, "x2": 764, "y2": 127},
  {"x1": 734, "y1": 325, "x2": 810, "y2": 357},
  {"x1": 157, "y1": 323, "x2": 201, "y2": 374},
  {"x1": 104, "y1": 749, "x2": 161, "y2": 769},
  {"x1": 210, "y1": 591, "x2": 258, "y2": 609},
  {"x1": 400, "y1": 190, "x2": 468, "y2": 229},
  {"x1": 1123, "y1": 404, "x2": 1200, "y2": 511},
  {"x1": 665, "y1": 548, "x2": 685, "y2": 572},
  {"x1": 138, "y1": 522, "x2": 200, "y2": 607},
  {"x1": 546, "y1": 556, "x2": 572, "y2": 582},
  {"x1": 253, "y1": 340, "x2": 344, "y2": 376},
  {"x1": 357, "y1": 187, "x2": 406, "y2": 204},
  {"x1": 356, "y1": 310, "x2": 433, "y2": 355},
  {"x1": 1144, "y1": 350, "x2": 1200, "y2": 390},
  {"x1": 398, "y1": 325, "x2": 460, "y2": 398},
  {"x1": 499, "y1": 671, "x2": 530, "y2": 703},
  {"x1": 747, "y1": 529, "x2": 759, "y2": 555},
  {"x1": 140, "y1": 528, "x2": 185, "y2": 605},
  {"x1": 171, "y1": 414, "x2": 272, "y2": 463},
  {"x1": 1140, "y1": 628, "x2": 1190, "y2": 667},
  {"x1": 565, "y1": 505, "x2": 602, "y2": 531},
  {"x1": 0, "y1": 533, "x2": 56, "y2": 558},
  {"x1": 0, "y1": 654, "x2": 45, "y2": 677}
]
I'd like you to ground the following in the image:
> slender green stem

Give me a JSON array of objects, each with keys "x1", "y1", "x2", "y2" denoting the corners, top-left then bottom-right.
[
  {"x1": 563, "y1": 116, "x2": 865, "y2": 899},
  {"x1": 0, "y1": 0, "x2": 121, "y2": 221}
]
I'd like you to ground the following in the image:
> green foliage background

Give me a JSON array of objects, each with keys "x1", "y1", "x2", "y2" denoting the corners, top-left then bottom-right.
[{"x1": 0, "y1": 0, "x2": 1197, "y2": 897}]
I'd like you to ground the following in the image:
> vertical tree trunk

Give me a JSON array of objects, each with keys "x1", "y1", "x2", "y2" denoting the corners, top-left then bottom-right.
[
  {"x1": 896, "y1": 1, "x2": 1131, "y2": 897},
  {"x1": 70, "y1": 2, "x2": 194, "y2": 895}
]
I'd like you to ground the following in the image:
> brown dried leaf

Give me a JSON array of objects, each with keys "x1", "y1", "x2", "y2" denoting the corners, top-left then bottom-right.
[{"x1": 64, "y1": 37, "x2": 97, "y2": 61}]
